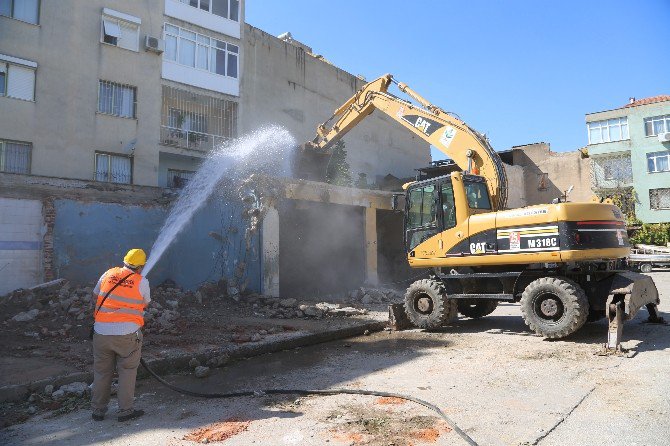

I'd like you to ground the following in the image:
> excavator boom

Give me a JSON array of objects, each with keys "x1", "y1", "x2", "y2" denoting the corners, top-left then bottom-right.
[{"x1": 305, "y1": 74, "x2": 508, "y2": 210}]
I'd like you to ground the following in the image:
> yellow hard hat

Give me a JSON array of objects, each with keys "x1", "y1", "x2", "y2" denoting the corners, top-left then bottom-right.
[{"x1": 124, "y1": 249, "x2": 147, "y2": 267}]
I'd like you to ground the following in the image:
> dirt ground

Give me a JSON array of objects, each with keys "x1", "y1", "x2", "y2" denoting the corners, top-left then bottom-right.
[{"x1": 1, "y1": 271, "x2": 669, "y2": 446}]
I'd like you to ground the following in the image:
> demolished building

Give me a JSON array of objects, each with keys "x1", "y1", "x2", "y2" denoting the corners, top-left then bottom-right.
[{"x1": 0, "y1": 0, "x2": 424, "y2": 296}]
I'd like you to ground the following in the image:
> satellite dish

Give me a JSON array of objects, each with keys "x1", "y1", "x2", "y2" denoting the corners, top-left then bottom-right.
[
  {"x1": 122, "y1": 138, "x2": 137, "y2": 155},
  {"x1": 566, "y1": 185, "x2": 574, "y2": 196}
]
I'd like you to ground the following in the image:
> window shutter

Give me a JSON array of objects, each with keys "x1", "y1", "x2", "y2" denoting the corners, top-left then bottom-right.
[
  {"x1": 119, "y1": 22, "x2": 139, "y2": 51},
  {"x1": 103, "y1": 19, "x2": 121, "y2": 38},
  {"x1": 110, "y1": 155, "x2": 131, "y2": 184},
  {"x1": 7, "y1": 65, "x2": 35, "y2": 101}
]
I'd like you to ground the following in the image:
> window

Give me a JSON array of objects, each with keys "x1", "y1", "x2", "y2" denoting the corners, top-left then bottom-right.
[
  {"x1": 650, "y1": 188, "x2": 670, "y2": 210},
  {"x1": 587, "y1": 117, "x2": 629, "y2": 144},
  {"x1": 406, "y1": 184, "x2": 439, "y2": 250},
  {"x1": 407, "y1": 185, "x2": 437, "y2": 229},
  {"x1": 0, "y1": 65, "x2": 5, "y2": 96},
  {"x1": 537, "y1": 172, "x2": 548, "y2": 191},
  {"x1": 0, "y1": 0, "x2": 39, "y2": 24},
  {"x1": 441, "y1": 184, "x2": 456, "y2": 230},
  {"x1": 98, "y1": 80, "x2": 136, "y2": 118},
  {"x1": 647, "y1": 151, "x2": 670, "y2": 173},
  {"x1": 0, "y1": 58, "x2": 36, "y2": 101},
  {"x1": 0, "y1": 139, "x2": 31, "y2": 173},
  {"x1": 644, "y1": 115, "x2": 670, "y2": 136},
  {"x1": 161, "y1": 85, "x2": 238, "y2": 152},
  {"x1": 164, "y1": 23, "x2": 239, "y2": 78},
  {"x1": 167, "y1": 169, "x2": 195, "y2": 188},
  {"x1": 95, "y1": 152, "x2": 132, "y2": 184},
  {"x1": 464, "y1": 180, "x2": 492, "y2": 209},
  {"x1": 168, "y1": 108, "x2": 208, "y2": 134},
  {"x1": 178, "y1": 0, "x2": 240, "y2": 22},
  {"x1": 592, "y1": 154, "x2": 633, "y2": 188},
  {"x1": 101, "y1": 12, "x2": 140, "y2": 51}
]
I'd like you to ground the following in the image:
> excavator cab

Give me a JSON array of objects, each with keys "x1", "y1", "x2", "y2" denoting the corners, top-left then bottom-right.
[{"x1": 404, "y1": 173, "x2": 492, "y2": 255}]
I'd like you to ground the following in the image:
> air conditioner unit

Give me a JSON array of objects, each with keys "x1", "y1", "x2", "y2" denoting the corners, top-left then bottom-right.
[
  {"x1": 144, "y1": 35, "x2": 165, "y2": 54},
  {"x1": 658, "y1": 132, "x2": 670, "y2": 143}
]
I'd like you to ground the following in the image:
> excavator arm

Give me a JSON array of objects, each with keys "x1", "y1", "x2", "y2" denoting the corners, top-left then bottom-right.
[{"x1": 304, "y1": 74, "x2": 508, "y2": 210}]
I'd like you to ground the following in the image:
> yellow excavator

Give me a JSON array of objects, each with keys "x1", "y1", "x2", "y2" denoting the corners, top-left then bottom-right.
[{"x1": 302, "y1": 74, "x2": 662, "y2": 350}]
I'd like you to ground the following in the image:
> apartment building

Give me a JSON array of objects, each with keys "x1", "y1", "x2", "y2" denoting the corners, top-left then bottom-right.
[
  {"x1": 0, "y1": 0, "x2": 427, "y2": 295},
  {"x1": 1, "y1": 0, "x2": 425, "y2": 190},
  {"x1": 0, "y1": 0, "x2": 243, "y2": 188},
  {"x1": 586, "y1": 96, "x2": 670, "y2": 223}
]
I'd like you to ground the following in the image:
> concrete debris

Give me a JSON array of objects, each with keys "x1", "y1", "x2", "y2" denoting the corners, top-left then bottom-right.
[
  {"x1": 188, "y1": 357, "x2": 201, "y2": 369},
  {"x1": 43, "y1": 385, "x2": 54, "y2": 396},
  {"x1": 194, "y1": 366, "x2": 211, "y2": 378},
  {"x1": 206, "y1": 354, "x2": 230, "y2": 368},
  {"x1": 279, "y1": 298, "x2": 297, "y2": 308},
  {"x1": 1, "y1": 277, "x2": 398, "y2": 342},
  {"x1": 59, "y1": 381, "x2": 89, "y2": 397},
  {"x1": 51, "y1": 389, "x2": 65, "y2": 400},
  {"x1": 12, "y1": 309, "x2": 40, "y2": 322}
]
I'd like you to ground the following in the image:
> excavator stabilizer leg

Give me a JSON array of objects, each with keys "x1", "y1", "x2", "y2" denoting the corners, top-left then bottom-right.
[{"x1": 602, "y1": 272, "x2": 661, "y2": 354}]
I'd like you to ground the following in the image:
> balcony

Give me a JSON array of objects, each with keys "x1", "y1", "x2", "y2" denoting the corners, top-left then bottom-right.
[
  {"x1": 160, "y1": 85, "x2": 238, "y2": 153},
  {"x1": 591, "y1": 153, "x2": 633, "y2": 190},
  {"x1": 160, "y1": 126, "x2": 230, "y2": 152}
]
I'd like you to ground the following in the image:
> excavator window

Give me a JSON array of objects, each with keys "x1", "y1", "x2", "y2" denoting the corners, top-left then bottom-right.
[
  {"x1": 441, "y1": 184, "x2": 456, "y2": 230},
  {"x1": 406, "y1": 184, "x2": 439, "y2": 251},
  {"x1": 464, "y1": 180, "x2": 492, "y2": 210},
  {"x1": 407, "y1": 185, "x2": 437, "y2": 228}
]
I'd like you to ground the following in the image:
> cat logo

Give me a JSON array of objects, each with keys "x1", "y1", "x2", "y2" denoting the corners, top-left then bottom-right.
[
  {"x1": 414, "y1": 117, "x2": 432, "y2": 134},
  {"x1": 469, "y1": 242, "x2": 486, "y2": 254}
]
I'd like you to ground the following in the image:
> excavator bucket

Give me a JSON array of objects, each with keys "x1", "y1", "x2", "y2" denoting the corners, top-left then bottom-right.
[{"x1": 604, "y1": 272, "x2": 662, "y2": 353}]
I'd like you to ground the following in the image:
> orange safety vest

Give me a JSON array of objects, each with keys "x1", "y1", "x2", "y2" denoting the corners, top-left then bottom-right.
[{"x1": 95, "y1": 267, "x2": 145, "y2": 327}]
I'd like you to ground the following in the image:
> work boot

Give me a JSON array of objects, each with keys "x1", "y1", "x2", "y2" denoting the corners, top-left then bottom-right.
[
  {"x1": 118, "y1": 409, "x2": 144, "y2": 422},
  {"x1": 92, "y1": 413, "x2": 104, "y2": 422}
]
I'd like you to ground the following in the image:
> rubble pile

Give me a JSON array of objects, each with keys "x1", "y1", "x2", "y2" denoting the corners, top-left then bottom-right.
[
  {"x1": 2, "y1": 279, "x2": 402, "y2": 338},
  {"x1": 1, "y1": 280, "x2": 96, "y2": 339},
  {"x1": 1, "y1": 380, "x2": 92, "y2": 428},
  {"x1": 346, "y1": 287, "x2": 404, "y2": 306},
  {"x1": 240, "y1": 295, "x2": 368, "y2": 319}
]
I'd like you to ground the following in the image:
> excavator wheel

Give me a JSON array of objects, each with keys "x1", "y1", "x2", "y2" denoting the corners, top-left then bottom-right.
[
  {"x1": 404, "y1": 279, "x2": 457, "y2": 329},
  {"x1": 457, "y1": 299, "x2": 499, "y2": 319},
  {"x1": 520, "y1": 277, "x2": 589, "y2": 339}
]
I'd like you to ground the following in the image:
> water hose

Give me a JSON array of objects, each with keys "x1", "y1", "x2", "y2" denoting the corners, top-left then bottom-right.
[{"x1": 140, "y1": 357, "x2": 478, "y2": 446}]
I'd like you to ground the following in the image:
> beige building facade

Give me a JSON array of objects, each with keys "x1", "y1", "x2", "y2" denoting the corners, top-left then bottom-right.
[{"x1": 0, "y1": 0, "x2": 427, "y2": 189}]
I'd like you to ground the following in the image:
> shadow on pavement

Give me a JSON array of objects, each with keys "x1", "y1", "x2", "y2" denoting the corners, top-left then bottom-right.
[{"x1": 2, "y1": 335, "x2": 449, "y2": 445}]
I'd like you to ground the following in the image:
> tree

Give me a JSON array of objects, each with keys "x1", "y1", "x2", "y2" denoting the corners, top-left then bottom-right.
[{"x1": 325, "y1": 140, "x2": 352, "y2": 187}]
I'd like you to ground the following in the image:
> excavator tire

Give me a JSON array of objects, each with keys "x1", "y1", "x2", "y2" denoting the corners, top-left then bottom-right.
[
  {"x1": 520, "y1": 277, "x2": 589, "y2": 339},
  {"x1": 457, "y1": 299, "x2": 499, "y2": 319},
  {"x1": 404, "y1": 279, "x2": 457, "y2": 329}
]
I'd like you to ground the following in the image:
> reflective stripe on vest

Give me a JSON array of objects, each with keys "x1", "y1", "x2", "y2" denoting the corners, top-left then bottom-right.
[{"x1": 95, "y1": 267, "x2": 145, "y2": 327}]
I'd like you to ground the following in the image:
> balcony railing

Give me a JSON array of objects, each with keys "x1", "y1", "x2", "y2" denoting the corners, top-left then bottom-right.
[{"x1": 160, "y1": 126, "x2": 230, "y2": 152}]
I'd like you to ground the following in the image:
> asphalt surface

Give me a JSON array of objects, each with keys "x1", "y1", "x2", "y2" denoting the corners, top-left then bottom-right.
[{"x1": 2, "y1": 271, "x2": 669, "y2": 446}]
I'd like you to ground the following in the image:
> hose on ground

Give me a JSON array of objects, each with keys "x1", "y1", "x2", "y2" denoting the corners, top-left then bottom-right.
[{"x1": 140, "y1": 357, "x2": 478, "y2": 446}]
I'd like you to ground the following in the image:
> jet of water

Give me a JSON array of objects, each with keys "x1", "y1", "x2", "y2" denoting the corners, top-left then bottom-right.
[{"x1": 143, "y1": 126, "x2": 297, "y2": 276}]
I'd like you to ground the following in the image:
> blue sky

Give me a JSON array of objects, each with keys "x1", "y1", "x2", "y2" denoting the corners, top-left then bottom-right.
[{"x1": 246, "y1": 0, "x2": 670, "y2": 161}]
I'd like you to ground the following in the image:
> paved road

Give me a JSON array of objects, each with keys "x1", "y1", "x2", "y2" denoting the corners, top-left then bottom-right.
[{"x1": 2, "y1": 272, "x2": 669, "y2": 446}]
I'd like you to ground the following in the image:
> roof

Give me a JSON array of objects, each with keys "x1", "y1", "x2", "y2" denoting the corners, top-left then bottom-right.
[{"x1": 624, "y1": 95, "x2": 670, "y2": 108}]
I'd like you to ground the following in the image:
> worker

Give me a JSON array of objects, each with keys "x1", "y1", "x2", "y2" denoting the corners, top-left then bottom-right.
[{"x1": 90, "y1": 248, "x2": 150, "y2": 422}]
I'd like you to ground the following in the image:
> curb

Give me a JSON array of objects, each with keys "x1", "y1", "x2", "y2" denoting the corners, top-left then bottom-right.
[{"x1": 0, "y1": 319, "x2": 386, "y2": 403}]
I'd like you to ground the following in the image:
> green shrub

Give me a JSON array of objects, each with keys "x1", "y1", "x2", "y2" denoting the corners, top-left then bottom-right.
[{"x1": 630, "y1": 223, "x2": 670, "y2": 246}]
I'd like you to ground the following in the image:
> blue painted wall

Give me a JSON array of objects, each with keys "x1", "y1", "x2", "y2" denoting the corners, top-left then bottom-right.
[{"x1": 52, "y1": 197, "x2": 260, "y2": 291}]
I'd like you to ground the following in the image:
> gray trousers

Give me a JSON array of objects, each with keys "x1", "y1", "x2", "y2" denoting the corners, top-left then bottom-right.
[{"x1": 91, "y1": 330, "x2": 143, "y2": 416}]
